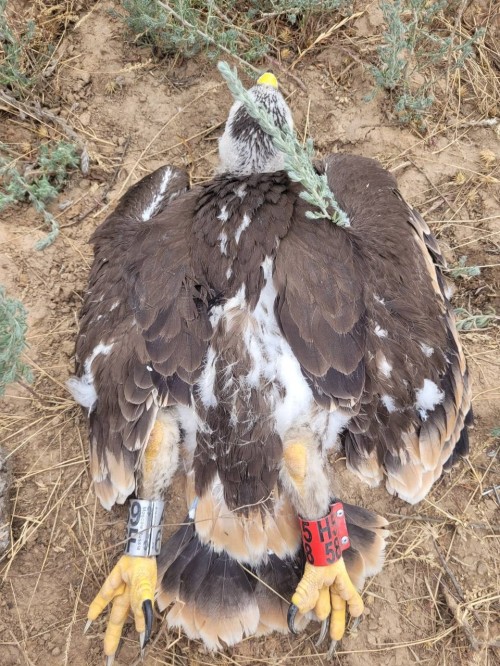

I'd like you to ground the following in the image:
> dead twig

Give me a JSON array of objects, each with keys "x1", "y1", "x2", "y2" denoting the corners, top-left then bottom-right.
[
  {"x1": 432, "y1": 538, "x2": 483, "y2": 628},
  {"x1": 388, "y1": 513, "x2": 500, "y2": 532},
  {"x1": 290, "y1": 11, "x2": 366, "y2": 70},
  {"x1": 441, "y1": 586, "x2": 480, "y2": 651},
  {"x1": 0, "y1": 89, "x2": 88, "y2": 172}
]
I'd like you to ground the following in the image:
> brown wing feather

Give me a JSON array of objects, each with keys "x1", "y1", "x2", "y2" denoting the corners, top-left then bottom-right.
[
  {"x1": 70, "y1": 165, "x2": 196, "y2": 509},
  {"x1": 274, "y1": 215, "x2": 366, "y2": 410},
  {"x1": 276, "y1": 154, "x2": 471, "y2": 503}
]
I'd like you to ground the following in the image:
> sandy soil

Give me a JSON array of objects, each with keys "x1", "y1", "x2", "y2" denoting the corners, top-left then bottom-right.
[{"x1": 1, "y1": 2, "x2": 499, "y2": 665}]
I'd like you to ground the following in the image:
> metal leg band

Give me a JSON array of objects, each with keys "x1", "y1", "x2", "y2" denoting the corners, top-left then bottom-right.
[{"x1": 124, "y1": 499, "x2": 164, "y2": 556}]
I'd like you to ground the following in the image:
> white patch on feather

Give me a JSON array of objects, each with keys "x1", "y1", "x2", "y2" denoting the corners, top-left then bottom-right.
[
  {"x1": 177, "y1": 404, "x2": 210, "y2": 468},
  {"x1": 420, "y1": 343, "x2": 434, "y2": 357},
  {"x1": 67, "y1": 341, "x2": 114, "y2": 411},
  {"x1": 415, "y1": 379, "x2": 444, "y2": 421},
  {"x1": 226, "y1": 267, "x2": 232, "y2": 279},
  {"x1": 374, "y1": 324, "x2": 388, "y2": 338},
  {"x1": 140, "y1": 167, "x2": 173, "y2": 221},
  {"x1": 377, "y1": 354, "x2": 392, "y2": 378},
  {"x1": 235, "y1": 184, "x2": 247, "y2": 200},
  {"x1": 381, "y1": 394, "x2": 397, "y2": 413},
  {"x1": 218, "y1": 231, "x2": 228, "y2": 256},
  {"x1": 323, "y1": 410, "x2": 351, "y2": 449},
  {"x1": 198, "y1": 347, "x2": 217, "y2": 408},
  {"x1": 110, "y1": 301, "x2": 119, "y2": 312},
  {"x1": 217, "y1": 205, "x2": 229, "y2": 223},
  {"x1": 235, "y1": 212, "x2": 251, "y2": 244},
  {"x1": 444, "y1": 282, "x2": 454, "y2": 300},
  {"x1": 374, "y1": 294, "x2": 385, "y2": 305},
  {"x1": 243, "y1": 257, "x2": 314, "y2": 438}
]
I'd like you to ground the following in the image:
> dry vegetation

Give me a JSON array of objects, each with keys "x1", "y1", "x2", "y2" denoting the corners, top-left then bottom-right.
[{"x1": 0, "y1": 1, "x2": 499, "y2": 665}]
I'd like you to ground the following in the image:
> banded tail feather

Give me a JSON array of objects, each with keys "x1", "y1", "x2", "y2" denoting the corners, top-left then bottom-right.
[{"x1": 156, "y1": 501, "x2": 389, "y2": 647}]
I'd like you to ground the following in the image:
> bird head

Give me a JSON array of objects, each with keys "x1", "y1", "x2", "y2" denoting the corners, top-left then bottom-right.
[{"x1": 218, "y1": 72, "x2": 294, "y2": 176}]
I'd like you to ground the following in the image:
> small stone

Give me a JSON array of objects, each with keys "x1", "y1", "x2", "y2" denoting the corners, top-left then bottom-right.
[
  {"x1": 476, "y1": 561, "x2": 488, "y2": 576},
  {"x1": 79, "y1": 111, "x2": 91, "y2": 126},
  {"x1": 51, "y1": 647, "x2": 61, "y2": 656},
  {"x1": 79, "y1": 178, "x2": 91, "y2": 190},
  {"x1": 61, "y1": 341, "x2": 75, "y2": 358},
  {"x1": 77, "y1": 70, "x2": 91, "y2": 85}
]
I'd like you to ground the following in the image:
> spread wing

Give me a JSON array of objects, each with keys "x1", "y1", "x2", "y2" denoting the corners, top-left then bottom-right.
[
  {"x1": 69, "y1": 166, "x2": 211, "y2": 509},
  {"x1": 274, "y1": 154, "x2": 471, "y2": 503}
]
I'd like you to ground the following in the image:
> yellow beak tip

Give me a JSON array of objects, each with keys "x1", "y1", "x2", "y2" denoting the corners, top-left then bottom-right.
[{"x1": 257, "y1": 72, "x2": 278, "y2": 89}]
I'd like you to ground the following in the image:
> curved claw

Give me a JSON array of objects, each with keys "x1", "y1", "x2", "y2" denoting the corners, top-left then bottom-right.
[
  {"x1": 350, "y1": 615, "x2": 362, "y2": 633},
  {"x1": 287, "y1": 603, "x2": 300, "y2": 635},
  {"x1": 315, "y1": 618, "x2": 329, "y2": 647},
  {"x1": 327, "y1": 640, "x2": 337, "y2": 660},
  {"x1": 142, "y1": 599, "x2": 153, "y2": 647}
]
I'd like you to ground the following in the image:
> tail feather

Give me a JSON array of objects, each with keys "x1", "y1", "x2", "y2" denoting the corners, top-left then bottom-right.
[
  {"x1": 158, "y1": 530, "x2": 201, "y2": 605},
  {"x1": 343, "y1": 547, "x2": 367, "y2": 590},
  {"x1": 253, "y1": 554, "x2": 307, "y2": 636},
  {"x1": 193, "y1": 552, "x2": 259, "y2": 649},
  {"x1": 344, "y1": 502, "x2": 389, "y2": 529},
  {"x1": 157, "y1": 520, "x2": 194, "y2": 578},
  {"x1": 157, "y1": 501, "x2": 388, "y2": 647},
  {"x1": 167, "y1": 602, "x2": 198, "y2": 640},
  {"x1": 344, "y1": 503, "x2": 388, "y2": 579}
]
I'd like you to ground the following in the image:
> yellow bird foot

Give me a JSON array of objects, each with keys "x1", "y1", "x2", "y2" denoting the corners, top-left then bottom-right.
[
  {"x1": 85, "y1": 554, "x2": 156, "y2": 660},
  {"x1": 287, "y1": 558, "x2": 363, "y2": 643}
]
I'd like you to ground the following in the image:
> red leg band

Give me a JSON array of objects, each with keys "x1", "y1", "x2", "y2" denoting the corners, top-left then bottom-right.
[{"x1": 299, "y1": 502, "x2": 350, "y2": 566}]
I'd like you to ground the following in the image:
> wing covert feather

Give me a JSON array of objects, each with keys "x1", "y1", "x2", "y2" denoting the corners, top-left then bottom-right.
[
  {"x1": 70, "y1": 165, "x2": 213, "y2": 509},
  {"x1": 276, "y1": 154, "x2": 471, "y2": 503}
]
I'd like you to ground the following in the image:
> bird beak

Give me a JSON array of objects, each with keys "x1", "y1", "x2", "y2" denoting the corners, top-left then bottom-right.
[{"x1": 257, "y1": 72, "x2": 278, "y2": 89}]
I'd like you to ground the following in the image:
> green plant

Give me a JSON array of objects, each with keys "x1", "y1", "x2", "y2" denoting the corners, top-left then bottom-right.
[
  {"x1": 116, "y1": 0, "x2": 349, "y2": 63},
  {"x1": 0, "y1": 141, "x2": 79, "y2": 249},
  {"x1": 0, "y1": 0, "x2": 54, "y2": 98},
  {"x1": 446, "y1": 256, "x2": 481, "y2": 279},
  {"x1": 0, "y1": 287, "x2": 32, "y2": 397},
  {"x1": 454, "y1": 307, "x2": 498, "y2": 331},
  {"x1": 248, "y1": 1, "x2": 351, "y2": 25},
  {"x1": 372, "y1": 0, "x2": 484, "y2": 128},
  {"x1": 218, "y1": 61, "x2": 349, "y2": 227}
]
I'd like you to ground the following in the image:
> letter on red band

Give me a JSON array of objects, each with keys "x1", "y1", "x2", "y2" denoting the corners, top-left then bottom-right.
[{"x1": 299, "y1": 502, "x2": 350, "y2": 566}]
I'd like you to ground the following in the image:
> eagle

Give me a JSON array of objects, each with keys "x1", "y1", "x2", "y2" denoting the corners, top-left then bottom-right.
[{"x1": 68, "y1": 72, "x2": 472, "y2": 663}]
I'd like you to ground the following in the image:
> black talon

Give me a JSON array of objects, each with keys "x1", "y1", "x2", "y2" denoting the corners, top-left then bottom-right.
[
  {"x1": 287, "y1": 603, "x2": 300, "y2": 635},
  {"x1": 327, "y1": 640, "x2": 338, "y2": 660},
  {"x1": 315, "y1": 618, "x2": 329, "y2": 647},
  {"x1": 142, "y1": 599, "x2": 153, "y2": 647},
  {"x1": 350, "y1": 615, "x2": 363, "y2": 633}
]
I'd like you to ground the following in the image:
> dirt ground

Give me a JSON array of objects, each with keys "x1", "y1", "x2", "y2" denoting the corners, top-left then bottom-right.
[{"x1": 1, "y1": 1, "x2": 499, "y2": 665}]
